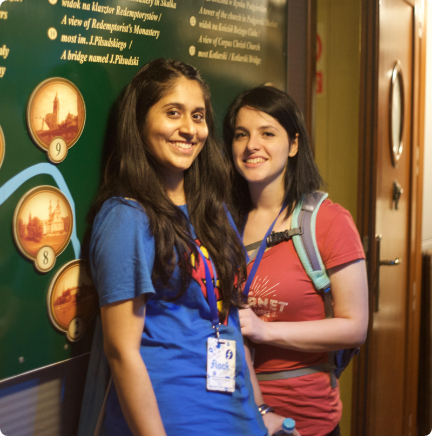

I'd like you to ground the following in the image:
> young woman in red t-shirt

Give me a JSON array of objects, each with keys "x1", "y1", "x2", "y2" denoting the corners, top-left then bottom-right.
[{"x1": 223, "y1": 86, "x2": 369, "y2": 436}]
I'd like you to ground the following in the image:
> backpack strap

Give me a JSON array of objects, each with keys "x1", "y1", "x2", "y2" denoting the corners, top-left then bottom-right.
[
  {"x1": 291, "y1": 191, "x2": 330, "y2": 293},
  {"x1": 291, "y1": 192, "x2": 337, "y2": 388}
]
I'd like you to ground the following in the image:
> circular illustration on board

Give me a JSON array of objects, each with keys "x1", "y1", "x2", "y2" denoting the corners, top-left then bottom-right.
[
  {"x1": 26, "y1": 77, "x2": 85, "y2": 163},
  {"x1": 13, "y1": 186, "x2": 73, "y2": 271},
  {"x1": 47, "y1": 259, "x2": 98, "y2": 342},
  {"x1": 0, "y1": 125, "x2": 5, "y2": 169}
]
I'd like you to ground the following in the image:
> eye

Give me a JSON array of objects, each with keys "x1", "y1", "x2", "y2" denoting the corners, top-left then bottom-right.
[
  {"x1": 234, "y1": 132, "x2": 247, "y2": 140},
  {"x1": 167, "y1": 109, "x2": 180, "y2": 117},
  {"x1": 193, "y1": 113, "x2": 205, "y2": 122},
  {"x1": 263, "y1": 131, "x2": 275, "y2": 137}
]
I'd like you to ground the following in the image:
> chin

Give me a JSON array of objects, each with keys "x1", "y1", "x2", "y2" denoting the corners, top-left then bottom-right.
[
  {"x1": 242, "y1": 172, "x2": 268, "y2": 183},
  {"x1": 169, "y1": 161, "x2": 194, "y2": 173}
]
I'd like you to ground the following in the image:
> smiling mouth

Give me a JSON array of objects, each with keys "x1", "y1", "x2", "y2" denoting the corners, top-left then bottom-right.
[
  {"x1": 171, "y1": 141, "x2": 193, "y2": 150},
  {"x1": 245, "y1": 157, "x2": 266, "y2": 163}
]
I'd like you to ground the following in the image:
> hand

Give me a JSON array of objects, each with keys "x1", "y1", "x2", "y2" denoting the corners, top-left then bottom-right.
[
  {"x1": 262, "y1": 412, "x2": 284, "y2": 435},
  {"x1": 265, "y1": 414, "x2": 302, "y2": 436},
  {"x1": 239, "y1": 307, "x2": 267, "y2": 343}
]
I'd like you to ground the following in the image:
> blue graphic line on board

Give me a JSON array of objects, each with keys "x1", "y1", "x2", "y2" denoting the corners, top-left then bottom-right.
[{"x1": 0, "y1": 163, "x2": 80, "y2": 259}]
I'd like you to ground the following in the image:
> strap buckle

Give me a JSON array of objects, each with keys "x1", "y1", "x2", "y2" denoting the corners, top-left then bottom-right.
[{"x1": 266, "y1": 228, "x2": 302, "y2": 247}]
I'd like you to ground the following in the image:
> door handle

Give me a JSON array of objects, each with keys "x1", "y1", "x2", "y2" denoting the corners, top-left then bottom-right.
[
  {"x1": 380, "y1": 258, "x2": 401, "y2": 266},
  {"x1": 375, "y1": 235, "x2": 401, "y2": 312}
]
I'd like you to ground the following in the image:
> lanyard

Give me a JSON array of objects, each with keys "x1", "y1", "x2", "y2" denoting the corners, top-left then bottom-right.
[
  {"x1": 196, "y1": 246, "x2": 220, "y2": 338},
  {"x1": 242, "y1": 204, "x2": 286, "y2": 297}
]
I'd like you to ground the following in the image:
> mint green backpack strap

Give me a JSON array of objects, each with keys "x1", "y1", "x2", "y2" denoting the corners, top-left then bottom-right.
[
  {"x1": 291, "y1": 191, "x2": 337, "y2": 388},
  {"x1": 291, "y1": 191, "x2": 330, "y2": 292}
]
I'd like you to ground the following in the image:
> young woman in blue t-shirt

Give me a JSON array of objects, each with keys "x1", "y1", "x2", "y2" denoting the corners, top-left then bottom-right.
[{"x1": 80, "y1": 59, "x2": 294, "y2": 436}]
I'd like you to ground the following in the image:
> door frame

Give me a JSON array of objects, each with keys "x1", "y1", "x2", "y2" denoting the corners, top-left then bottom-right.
[
  {"x1": 286, "y1": 0, "x2": 317, "y2": 148},
  {"x1": 353, "y1": 0, "x2": 425, "y2": 435}
]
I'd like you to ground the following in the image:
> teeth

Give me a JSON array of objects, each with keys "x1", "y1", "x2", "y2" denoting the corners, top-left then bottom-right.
[
  {"x1": 173, "y1": 142, "x2": 192, "y2": 149},
  {"x1": 246, "y1": 158, "x2": 266, "y2": 163}
]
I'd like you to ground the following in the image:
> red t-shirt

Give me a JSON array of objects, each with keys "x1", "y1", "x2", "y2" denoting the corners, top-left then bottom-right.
[{"x1": 247, "y1": 200, "x2": 365, "y2": 436}]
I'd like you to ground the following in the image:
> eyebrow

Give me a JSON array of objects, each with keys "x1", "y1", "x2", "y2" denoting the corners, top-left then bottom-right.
[
  {"x1": 162, "y1": 102, "x2": 206, "y2": 112},
  {"x1": 235, "y1": 125, "x2": 278, "y2": 131}
]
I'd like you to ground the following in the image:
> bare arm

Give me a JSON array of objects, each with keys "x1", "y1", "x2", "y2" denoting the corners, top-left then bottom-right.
[
  {"x1": 101, "y1": 295, "x2": 166, "y2": 436},
  {"x1": 240, "y1": 259, "x2": 368, "y2": 352}
]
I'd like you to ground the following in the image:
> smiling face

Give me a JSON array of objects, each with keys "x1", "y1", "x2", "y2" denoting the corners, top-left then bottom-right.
[
  {"x1": 144, "y1": 77, "x2": 208, "y2": 182},
  {"x1": 232, "y1": 106, "x2": 298, "y2": 187}
]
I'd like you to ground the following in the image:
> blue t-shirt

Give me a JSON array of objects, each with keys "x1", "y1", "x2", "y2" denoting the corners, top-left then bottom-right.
[{"x1": 90, "y1": 198, "x2": 267, "y2": 436}]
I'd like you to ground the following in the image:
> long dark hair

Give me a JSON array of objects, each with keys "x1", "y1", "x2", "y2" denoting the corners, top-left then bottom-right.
[
  {"x1": 89, "y1": 58, "x2": 246, "y2": 319},
  {"x1": 223, "y1": 85, "x2": 323, "y2": 228}
]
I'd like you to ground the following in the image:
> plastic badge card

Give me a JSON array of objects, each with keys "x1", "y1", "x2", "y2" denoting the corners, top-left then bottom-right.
[{"x1": 207, "y1": 338, "x2": 236, "y2": 392}]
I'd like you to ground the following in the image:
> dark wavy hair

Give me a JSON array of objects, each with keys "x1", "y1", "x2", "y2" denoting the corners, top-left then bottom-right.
[
  {"x1": 89, "y1": 58, "x2": 246, "y2": 319},
  {"x1": 223, "y1": 85, "x2": 323, "y2": 229}
]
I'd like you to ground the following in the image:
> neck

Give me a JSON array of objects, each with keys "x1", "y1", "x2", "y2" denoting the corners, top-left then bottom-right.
[
  {"x1": 164, "y1": 171, "x2": 186, "y2": 206},
  {"x1": 248, "y1": 178, "x2": 285, "y2": 212}
]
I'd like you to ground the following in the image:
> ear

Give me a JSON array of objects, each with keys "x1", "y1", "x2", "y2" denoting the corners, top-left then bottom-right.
[{"x1": 288, "y1": 135, "x2": 299, "y2": 157}]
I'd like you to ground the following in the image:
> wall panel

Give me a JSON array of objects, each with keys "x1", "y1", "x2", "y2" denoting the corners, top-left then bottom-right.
[{"x1": 0, "y1": 0, "x2": 287, "y2": 381}]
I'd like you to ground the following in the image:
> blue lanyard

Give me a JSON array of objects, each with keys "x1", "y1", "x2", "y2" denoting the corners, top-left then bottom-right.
[
  {"x1": 196, "y1": 246, "x2": 220, "y2": 338},
  {"x1": 242, "y1": 204, "x2": 286, "y2": 297}
]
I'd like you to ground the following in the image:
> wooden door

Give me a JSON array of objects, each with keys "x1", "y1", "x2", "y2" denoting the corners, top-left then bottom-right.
[
  {"x1": 355, "y1": 0, "x2": 424, "y2": 435},
  {"x1": 368, "y1": 0, "x2": 413, "y2": 434}
]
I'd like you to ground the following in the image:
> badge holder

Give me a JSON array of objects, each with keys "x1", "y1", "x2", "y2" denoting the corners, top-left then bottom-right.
[{"x1": 196, "y1": 247, "x2": 236, "y2": 393}]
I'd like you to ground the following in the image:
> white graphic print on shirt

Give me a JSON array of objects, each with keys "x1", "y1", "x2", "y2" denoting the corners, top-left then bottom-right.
[{"x1": 247, "y1": 275, "x2": 288, "y2": 321}]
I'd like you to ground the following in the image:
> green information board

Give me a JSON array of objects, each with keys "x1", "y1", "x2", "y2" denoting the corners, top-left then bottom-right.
[{"x1": 0, "y1": 0, "x2": 287, "y2": 381}]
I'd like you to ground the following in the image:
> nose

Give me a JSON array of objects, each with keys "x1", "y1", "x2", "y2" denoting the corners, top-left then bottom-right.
[
  {"x1": 179, "y1": 117, "x2": 196, "y2": 137},
  {"x1": 245, "y1": 134, "x2": 261, "y2": 152}
]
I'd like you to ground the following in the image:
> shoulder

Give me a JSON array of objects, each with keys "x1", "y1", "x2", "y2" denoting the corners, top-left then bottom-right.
[
  {"x1": 89, "y1": 198, "x2": 155, "y2": 306},
  {"x1": 89, "y1": 198, "x2": 156, "y2": 306},
  {"x1": 90, "y1": 197, "x2": 153, "y2": 255},
  {"x1": 317, "y1": 198, "x2": 350, "y2": 219},
  {"x1": 93, "y1": 197, "x2": 148, "y2": 230},
  {"x1": 315, "y1": 198, "x2": 365, "y2": 268},
  {"x1": 316, "y1": 199, "x2": 356, "y2": 232}
]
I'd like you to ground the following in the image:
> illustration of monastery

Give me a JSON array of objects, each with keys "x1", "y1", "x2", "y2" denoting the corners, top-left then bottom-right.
[{"x1": 43, "y1": 199, "x2": 65, "y2": 235}]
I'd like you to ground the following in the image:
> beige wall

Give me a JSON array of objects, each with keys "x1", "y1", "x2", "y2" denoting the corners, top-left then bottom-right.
[
  {"x1": 422, "y1": 0, "x2": 432, "y2": 252},
  {"x1": 316, "y1": 0, "x2": 361, "y2": 218},
  {"x1": 316, "y1": 1, "x2": 362, "y2": 434}
]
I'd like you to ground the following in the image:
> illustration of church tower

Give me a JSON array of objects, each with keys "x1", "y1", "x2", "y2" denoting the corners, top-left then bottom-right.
[
  {"x1": 51, "y1": 199, "x2": 64, "y2": 233},
  {"x1": 53, "y1": 92, "x2": 60, "y2": 129},
  {"x1": 54, "y1": 199, "x2": 61, "y2": 221}
]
